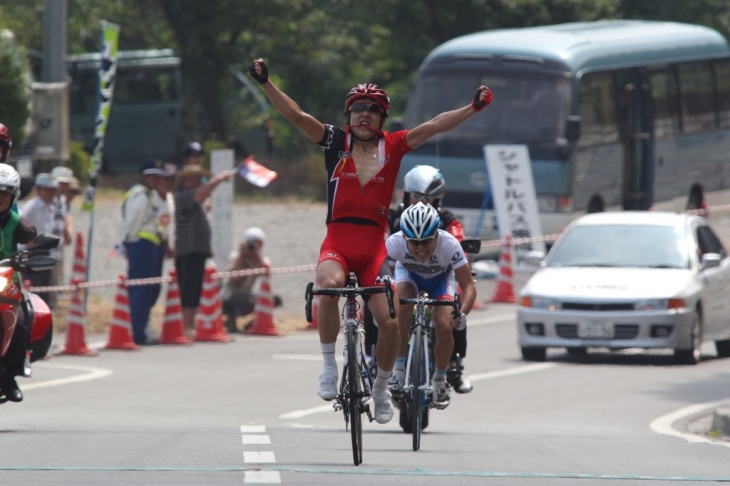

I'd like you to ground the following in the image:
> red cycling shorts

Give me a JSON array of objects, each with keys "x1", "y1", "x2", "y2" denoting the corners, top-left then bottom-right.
[{"x1": 318, "y1": 222, "x2": 390, "y2": 287}]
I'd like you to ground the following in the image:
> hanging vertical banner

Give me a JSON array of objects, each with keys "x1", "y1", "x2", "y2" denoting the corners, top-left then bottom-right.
[
  {"x1": 484, "y1": 144, "x2": 546, "y2": 258},
  {"x1": 81, "y1": 20, "x2": 119, "y2": 212}
]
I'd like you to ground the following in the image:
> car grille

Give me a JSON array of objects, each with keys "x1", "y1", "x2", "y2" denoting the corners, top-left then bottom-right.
[
  {"x1": 555, "y1": 323, "x2": 639, "y2": 339},
  {"x1": 561, "y1": 302, "x2": 635, "y2": 311}
]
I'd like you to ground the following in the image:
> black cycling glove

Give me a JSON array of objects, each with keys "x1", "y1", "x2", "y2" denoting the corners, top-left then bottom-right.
[
  {"x1": 471, "y1": 87, "x2": 494, "y2": 112},
  {"x1": 249, "y1": 60, "x2": 269, "y2": 85}
]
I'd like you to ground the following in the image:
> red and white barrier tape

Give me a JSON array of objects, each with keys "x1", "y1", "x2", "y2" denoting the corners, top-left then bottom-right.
[{"x1": 27, "y1": 204, "x2": 730, "y2": 294}]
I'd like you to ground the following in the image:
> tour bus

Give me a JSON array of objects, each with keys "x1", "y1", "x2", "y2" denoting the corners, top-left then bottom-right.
[
  {"x1": 67, "y1": 49, "x2": 183, "y2": 172},
  {"x1": 397, "y1": 20, "x2": 730, "y2": 244}
]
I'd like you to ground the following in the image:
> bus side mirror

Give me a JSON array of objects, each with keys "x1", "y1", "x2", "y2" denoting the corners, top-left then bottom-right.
[
  {"x1": 389, "y1": 117, "x2": 404, "y2": 131},
  {"x1": 565, "y1": 115, "x2": 581, "y2": 142}
]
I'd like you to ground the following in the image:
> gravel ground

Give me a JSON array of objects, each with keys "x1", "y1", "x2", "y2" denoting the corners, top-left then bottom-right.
[
  {"x1": 60, "y1": 198, "x2": 327, "y2": 318},
  {"x1": 52, "y1": 196, "x2": 730, "y2": 333}
]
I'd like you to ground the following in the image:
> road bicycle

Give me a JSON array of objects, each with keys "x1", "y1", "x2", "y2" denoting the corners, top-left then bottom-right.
[
  {"x1": 396, "y1": 291, "x2": 460, "y2": 451},
  {"x1": 305, "y1": 273, "x2": 396, "y2": 466}
]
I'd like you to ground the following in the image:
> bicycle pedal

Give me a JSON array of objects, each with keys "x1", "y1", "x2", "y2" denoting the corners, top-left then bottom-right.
[
  {"x1": 333, "y1": 402, "x2": 342, "y2": 411},
  {"x1": 432, "y1": 399, "x2": 450, "y2": 411},
  {"x1": 364, "y1": 403, "x2": 374, "y2": 422}
]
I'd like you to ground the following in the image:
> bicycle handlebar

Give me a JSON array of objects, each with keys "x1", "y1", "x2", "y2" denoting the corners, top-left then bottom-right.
[
  {"x1": 399, "y1": 292, "x2": 462, "y2": 318},
  {"x1": 304, "y1": 279, "x2": 396, "y2": 323}
]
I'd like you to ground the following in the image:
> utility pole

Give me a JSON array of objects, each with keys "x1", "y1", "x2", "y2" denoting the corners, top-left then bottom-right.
[{"x1": 33, "y1": 0, "x2": 69, "y2": 165}]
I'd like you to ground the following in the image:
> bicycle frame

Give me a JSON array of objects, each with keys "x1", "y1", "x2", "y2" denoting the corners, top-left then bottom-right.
[
  {"x1": 304, "y1": 273, "x2": 396, "y2": 466},
  {"x1": 399, "y1": 290, "x2": 460, "y2": 451}
]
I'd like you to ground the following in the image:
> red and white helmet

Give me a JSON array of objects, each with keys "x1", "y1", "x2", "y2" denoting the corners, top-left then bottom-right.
[
  {"x1": 345, "y1": 83, "x2": 390, "y2": 116},
  {"x1": 0, "y1": 123, "x2": 11, "y2": 164}
]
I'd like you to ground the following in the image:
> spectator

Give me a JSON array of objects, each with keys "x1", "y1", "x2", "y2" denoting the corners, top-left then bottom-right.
[
  {"x1": 221, "y1": 227, "x2": 283, "y2": 333},
  {"x1": 121, "y1": 160, "x2": 165, "y2": 345},
  {"x1": 183, "y1": 141, "x2": 205, "y2": 167},
  {"x1": 174, "y1": 164, "x2": 234, "y2": 336},
  {"x1": 19, "y1": 173, "x2": 59, "y2": 309},
  {"x1": 155, "y1": 162, "x2": 177, "y2": 263},
  {"x1": 50, "y1": 166, "x2": 74, "y2": 289}
]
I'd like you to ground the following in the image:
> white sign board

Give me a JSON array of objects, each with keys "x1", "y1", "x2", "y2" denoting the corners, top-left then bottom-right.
[
  {"x1": 210, "y1": 149, "x2": 234, "y2": 272},
  {"x1": 484, "y1": 144, "x2": 546, "y2": 256}
]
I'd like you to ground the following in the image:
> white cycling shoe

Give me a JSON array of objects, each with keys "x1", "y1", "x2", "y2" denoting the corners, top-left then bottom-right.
[
  {"x1": 317, "y1": 368, "x2": 338, "y2": 401},
  {"x1": 372, "y1": 389, "x2": 394, "y2": 424}
]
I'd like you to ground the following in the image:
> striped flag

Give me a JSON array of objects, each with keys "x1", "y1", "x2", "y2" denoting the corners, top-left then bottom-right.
[{"x1": 237, "y1": 156, "x2": 277, "y2": 188}]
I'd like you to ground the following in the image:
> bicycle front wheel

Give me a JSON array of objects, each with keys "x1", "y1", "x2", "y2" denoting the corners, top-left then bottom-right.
[
  {"x1": 346, "y1": 326, "x2": 363, "y2": 465},
  {"x1": 410, "y1": 325, "x2": 425, "y2": 451}
]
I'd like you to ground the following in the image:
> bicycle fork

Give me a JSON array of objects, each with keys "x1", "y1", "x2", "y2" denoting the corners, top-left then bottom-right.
[
  {"x1": 404, "y1": 326, "x2": 433, "y2": 405},
  {"x1": 337, "y1": 320, "x2": 374, "y2": 421}
]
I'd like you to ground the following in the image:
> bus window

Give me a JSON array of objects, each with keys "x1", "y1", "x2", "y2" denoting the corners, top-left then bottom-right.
[
  {"x1": 648, "y1": 69, "x2": 678, "y2": 139},
  {"x1": 677, "y1": 62, "x2": 715, "y2": 134},
  {"x1": 716, "y1": 59, "x2": 730, "y2": 129},
  {"x1": 578, "y1": 72, "x2": 619, "y2": 146}
]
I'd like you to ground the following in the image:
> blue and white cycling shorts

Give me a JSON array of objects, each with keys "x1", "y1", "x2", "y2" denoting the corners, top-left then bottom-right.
[{"x1": 394, "y1": 262, "x2": 456, "y2": 301}]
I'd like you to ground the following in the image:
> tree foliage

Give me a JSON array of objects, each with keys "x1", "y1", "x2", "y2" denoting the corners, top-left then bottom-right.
[
  {"x1": 0, "y1": 30, "x2": 30, "y2": 144},
  {"x1": 0, "y1": 0, "x2": 729, "y2": 162}
]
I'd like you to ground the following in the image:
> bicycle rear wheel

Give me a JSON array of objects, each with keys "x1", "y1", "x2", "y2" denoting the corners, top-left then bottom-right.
[
  {"x1": 410, "y1": 325, "x2": 424, "y2": 451},
  {"x1": 346, "y1": 327, "x2": 363, "y2": 465}
]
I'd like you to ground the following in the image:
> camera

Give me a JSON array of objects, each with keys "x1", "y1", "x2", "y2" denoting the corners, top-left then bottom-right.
[{"x1": 246, "y1": 241, "x2": 256, "y2": 251}]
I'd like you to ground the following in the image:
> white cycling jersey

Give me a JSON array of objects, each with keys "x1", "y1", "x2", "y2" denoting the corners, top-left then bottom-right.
[{"x1": 385, "y1": 229, "x2": 468, "y2": 278}]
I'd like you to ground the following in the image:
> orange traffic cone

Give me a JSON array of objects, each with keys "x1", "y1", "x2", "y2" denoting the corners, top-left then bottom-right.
[
  {"x1": 60, "y1": 278, "x2": 98, "y2": 356},
  {"x1": 71, "y1": 231, "x2": 87, "y2": 284},
  {"x1": 105, "y1": 275, "x2": 139, "y2": 350},
  {"x1": 159, "y1": 269, "x2": 192, "y2": 345},
  {"x1": 195, "y1": 263, "x2": 231, "y2": 342},
  {"x1": 491, "y1": 234, "x2": 517, "y2": 304},
  {"x1": 247, "y1": 264, "x2": 282, "y2": 336},
  {"x1": 306, "y1": 294, "x2": 319, "y2": 330}
]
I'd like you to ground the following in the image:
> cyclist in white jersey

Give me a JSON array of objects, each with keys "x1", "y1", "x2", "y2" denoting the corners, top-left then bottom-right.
[{"x1": 384, "y1": 202, "x2": 476, "y2": 407}]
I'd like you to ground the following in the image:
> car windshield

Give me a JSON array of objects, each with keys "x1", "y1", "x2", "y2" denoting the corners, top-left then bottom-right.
[
  {"x1": 404, "y1": 68, "x2": 571, "y2": 145},
  {"x1": 547, "y1": 224, "x2": 690, "y2": 269}
]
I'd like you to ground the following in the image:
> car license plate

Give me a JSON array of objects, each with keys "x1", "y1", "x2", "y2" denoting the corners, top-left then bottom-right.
[{"x1": 578, "y1": 320, "x2": 614, "y2": 339}]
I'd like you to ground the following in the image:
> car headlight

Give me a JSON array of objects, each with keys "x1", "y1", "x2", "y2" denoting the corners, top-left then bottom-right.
[
  {"x1": 635, "y1": 298, "x2": 686, "y2": 311},
  {"x1": 520, "y1": 295, "x2": 558, "y2": 310}
]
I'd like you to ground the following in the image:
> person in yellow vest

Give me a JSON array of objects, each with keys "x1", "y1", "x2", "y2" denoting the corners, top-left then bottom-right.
[{"x1": 121, "y1": 160, "x2": 165, "y2": 345}]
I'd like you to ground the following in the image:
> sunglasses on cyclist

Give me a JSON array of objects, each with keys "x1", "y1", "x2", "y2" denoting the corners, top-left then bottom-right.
[
  {"x1": 405, "y1": 236, "x2": 436, "y2": 246},
  {"x1": 350, "y1": 103, "x2": 382, "y2": 114},
  {"x1": 410, "y1": 192, "x2": 435, "y2": 204}
]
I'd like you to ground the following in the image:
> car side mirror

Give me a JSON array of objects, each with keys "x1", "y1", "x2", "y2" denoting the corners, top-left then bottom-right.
[
  {"x1": 565, "y1": 115, "x2": 581, "y2": 143},
  {"x1": 460, "y1": 238, "x2": 481, "y2": 255},
  {"x1": 701, "y1": 253, "x2": 721, "y2": 270},
  {"x1": 523, "y1": 250, "x2": 545, "y2": 267}
]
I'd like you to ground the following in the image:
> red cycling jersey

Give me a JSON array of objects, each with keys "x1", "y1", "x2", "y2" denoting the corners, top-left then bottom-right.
[{"x1": 317, "y1": 125, "x2": 411, "y2": 286}]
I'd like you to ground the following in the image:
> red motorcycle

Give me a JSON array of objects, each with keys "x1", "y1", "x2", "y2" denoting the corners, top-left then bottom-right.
[{"x1": 0, "y1": 234, "x2": 59, "y2": 403}]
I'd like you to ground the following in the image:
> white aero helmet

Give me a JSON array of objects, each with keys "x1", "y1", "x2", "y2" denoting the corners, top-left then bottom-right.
[
  {"x1": 0, "y1": 163, "x2": 20, "y2": 197},
  {"x1": 400, "y1": 201, "x2": 441, "y2": 239},
  {"x1": 403, "y1": 165, "x2": 446, "y2": 202}
]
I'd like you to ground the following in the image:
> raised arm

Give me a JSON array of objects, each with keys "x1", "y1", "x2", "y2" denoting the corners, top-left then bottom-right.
[
  {"x1": 406, "y1": 86, "x2": 493, "y2": 150},
  {"x1": 249, "y1": 59, "x2": 325, "y2": 143}
]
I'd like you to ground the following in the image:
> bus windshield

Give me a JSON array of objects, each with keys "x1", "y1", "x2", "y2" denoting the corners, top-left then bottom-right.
[{"x1": 404, "y1": 68, "x2": 572, "y2": 148}]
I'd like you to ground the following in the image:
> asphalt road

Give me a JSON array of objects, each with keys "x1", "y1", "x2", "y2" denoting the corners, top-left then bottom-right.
[{"x1": 2, "y1": 299, "x2": 730, "y2": 485}]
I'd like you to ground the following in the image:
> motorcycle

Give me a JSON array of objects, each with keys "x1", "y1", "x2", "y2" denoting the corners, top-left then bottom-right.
[{"x1": 0, "y1": 233, "x2": 60, "y2": 403}]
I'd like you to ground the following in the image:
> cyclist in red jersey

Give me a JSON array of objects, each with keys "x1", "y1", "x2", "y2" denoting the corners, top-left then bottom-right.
[{"x1": 250, "y1": 58, "x2": 493, "y2": 424}]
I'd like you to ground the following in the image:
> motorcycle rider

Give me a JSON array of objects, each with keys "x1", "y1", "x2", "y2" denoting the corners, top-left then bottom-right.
[
  {"x1": 0, "y1": 162, "x2": 39, "y2": 402},
  {"x1": 364, "y1": 165, "x2": 475, "y2": 393}
]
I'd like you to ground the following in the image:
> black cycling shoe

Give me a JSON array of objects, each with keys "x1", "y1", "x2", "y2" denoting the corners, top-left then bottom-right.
[
  {"x1": 1, "y1": 377, "x2": 23, "y2": 402},
  {"x1": 447, "y1": 360, "x2": 473, "y2": 394}
]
